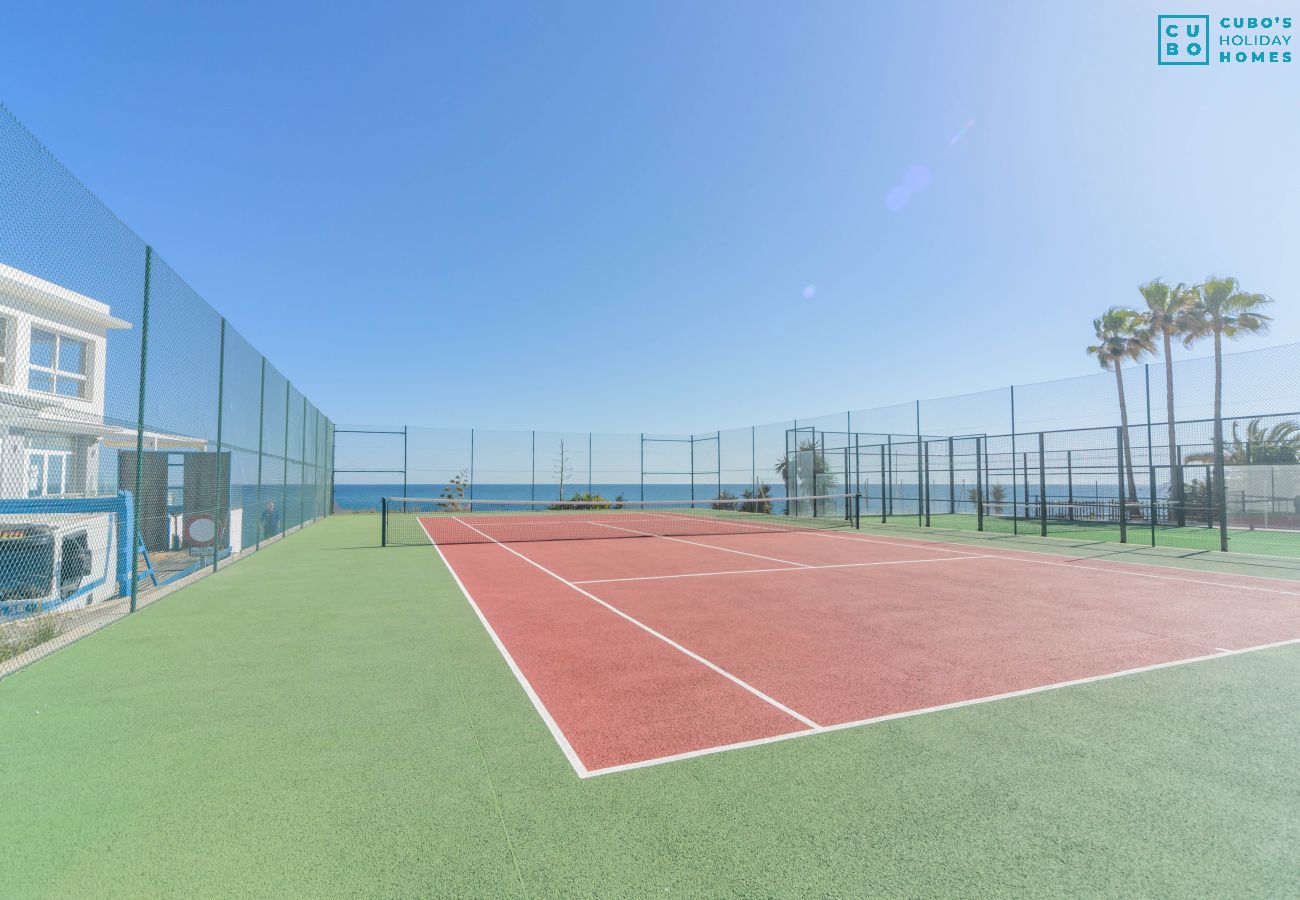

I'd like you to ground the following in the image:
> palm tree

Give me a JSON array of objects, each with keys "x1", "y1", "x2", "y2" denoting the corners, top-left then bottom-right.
[
  {"x1": 1138, "y1": 279, "x2": 1197, "y2": 523},
  {"x1": 1182, "y1": 277, "x2": 1272, "y2": 549},
  {"x1": 1186, "y1": 418, "x2": 1299, "y2": 465},
  {"x1": 774, "y1": 439, "x2": 838, "y2": 495},
  {"x1": 1087, "y1": 307, "x2": 1154, "y2": 511}
]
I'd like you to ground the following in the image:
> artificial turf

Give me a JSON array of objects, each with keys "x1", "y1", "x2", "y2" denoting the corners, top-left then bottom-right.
[
  {"x1": 883, "y1": 510, "x2": 1300, "y2": 558},
  {"x1": 2, "y1": 515, "x2": 1298, "y2": 897}
]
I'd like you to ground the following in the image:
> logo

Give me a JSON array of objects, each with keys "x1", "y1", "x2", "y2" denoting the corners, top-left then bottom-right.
[
  {"x1": 1158, "y1": 15, "x2": 1293, "y2": 65},
  {"x1": 1158, "y1": 15, "x2": 1210, "y2": 64}
]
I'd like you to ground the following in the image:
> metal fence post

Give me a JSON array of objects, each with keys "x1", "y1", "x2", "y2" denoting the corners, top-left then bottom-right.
[
  {"x1": 947, "y1": 436, "x2": 955, "y2": 514},
  {"x1": 751, "y1": 425, "x2": 756, "y2": 492},
  {"x1": 1010, "y1": 385, "x2": 1018, "y2": 536},
  {"x1": 1038, "y1": 431, "x2": 1047, "y2": 537},
  {"x1": 885, "y1": 435, "x2": 892, "y2": 518},
  {"x1": 923, "y1": 440, "x2": 931, "y2": 527},
  {"x1": 854, "y1": 433, "x2": 861, "y2": 503},
  {"x1": 1145, "y1": 363, "x2": 1157, "y2": 546},
  {"x1": 281, "y1": 380, "x2": 290, "y2": 536},
  {"x1": 1215, "y1": 406, "x2": 1229, "y2": 553},
  {"x1": 213, "y1": 317, "x2": 226, "y2": 573},
  {"x1": 1022, "y1": 452, "x2": 1030, "y2": 522},
  {"x1": 299, "y1": 396, "x2": 308, "y2": 529},
  {"x1": 469, "y1": 428, "x2": 475, "y2": 500},
  {"x1": 1066, "y1": 449, "x2": 1074, "y2": 520},
  {"x1": 915, "y1": 401, "x2": 922, "y2": 527},
  {"x1": 129, "y1": 245, "x2": 153, "y2": 613},
  {"x1": 1117, "y1": 426, "x2": 1128, "y2": 542},
  {"x1": 880, "y1": 443, "x2": 887, "y2": 523},
  {"x1": 256, "y1": 358, "x2": 266, "y2": 549},
  {"x1": 975, "y1": 436, "x2": 985, "y2": 531}
]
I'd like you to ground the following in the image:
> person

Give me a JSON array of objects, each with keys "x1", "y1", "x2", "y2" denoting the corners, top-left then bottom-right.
[
  {"x1": 261, "y1": 501, "x2": 280, "y2": 538},
  {"x1": 1292, "y1": 495, "x2": 1300, "y2": 515}
]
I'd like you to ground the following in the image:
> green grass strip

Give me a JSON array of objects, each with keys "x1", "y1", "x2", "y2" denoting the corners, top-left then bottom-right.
[{"x1": 2, "y1": 515, "x2": 1297, "y2": 896}]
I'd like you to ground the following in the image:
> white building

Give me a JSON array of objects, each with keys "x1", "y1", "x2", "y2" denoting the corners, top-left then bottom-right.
[{"x1": 0, "y1": 262, "x2": 132, "y2": 499}]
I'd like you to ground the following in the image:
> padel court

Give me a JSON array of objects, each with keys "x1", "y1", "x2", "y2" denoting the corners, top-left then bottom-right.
[{"x1": 411, "y1": 506, "x2": 1300, "y2": 778}]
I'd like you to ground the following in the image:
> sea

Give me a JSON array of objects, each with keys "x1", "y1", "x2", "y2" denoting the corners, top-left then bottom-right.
[{"x1": 332, "y1": 480, "x2": 1138, "y2": 512}]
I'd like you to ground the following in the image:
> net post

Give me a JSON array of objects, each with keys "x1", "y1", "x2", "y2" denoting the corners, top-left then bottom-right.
[
  {"x1": 853, "y1": 492, "x2": 861, "y2": 529},
  {"x1": 975, "y1": 436, "x2": 985, "y2": 531},
  {"x1": 1116, "y1": 426, "x2": 1128, "y2": 542},
  {"x1": 381, "y1": 497, "x2": 388, "y2": 546},
  {"x1": 1038, "y1": 431, "x2": 1047, "y2": 537}
]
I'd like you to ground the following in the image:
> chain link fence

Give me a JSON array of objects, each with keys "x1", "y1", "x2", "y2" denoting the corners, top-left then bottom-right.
[
  {"x1": 340, "y1": 340, "x2": 1300, "y2": 560},
  {"x1": 0, "y1": 106, "x2": 333, "y2": 677}
]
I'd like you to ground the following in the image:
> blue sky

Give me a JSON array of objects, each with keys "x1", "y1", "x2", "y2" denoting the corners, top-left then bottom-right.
[{"x1": 1, "y1": 0, "x2": 1296, "y2": 433}]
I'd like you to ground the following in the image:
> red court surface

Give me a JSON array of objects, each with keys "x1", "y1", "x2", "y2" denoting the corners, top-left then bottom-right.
[{"x1": 429, "y1": 521, "x2": 1300, "y2": 777}]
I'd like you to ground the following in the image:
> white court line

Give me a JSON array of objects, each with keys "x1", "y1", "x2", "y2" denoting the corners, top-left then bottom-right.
[
  {"x1": 584, "y1": 635, "x2": 1300, "y2": 778},
  {"x1": 420, "y1": 515, "x2": 1300, "y2": 778},
  {"x1": 572, "y1": 555, "x2": 985, "y2": 585},
  {"x1": 588, "y1": 521, "x2": 813, "y2": 567},
  {"x1": 801, "y1": 531, "x2": 1300, "y2": 599},
  {"x1": 418, "y1": 519, "x2": 590, "y2": 778},
  {"x1": 450, "y1": 517, "x2": 821, "y2": 731}
]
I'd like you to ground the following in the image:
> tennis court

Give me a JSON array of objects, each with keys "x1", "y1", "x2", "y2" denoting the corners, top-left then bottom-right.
[{"x1": 392, "y1": 496, "x2": 1300, "y2": 777}]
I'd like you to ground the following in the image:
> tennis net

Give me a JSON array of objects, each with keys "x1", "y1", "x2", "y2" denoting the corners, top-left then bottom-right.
[{"x1": 381, "y1": 493, "x2": 861, "y2": 546}]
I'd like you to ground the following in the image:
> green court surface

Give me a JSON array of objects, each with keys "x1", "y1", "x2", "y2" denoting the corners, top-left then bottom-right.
[
  {"x1": 2, "y1": 515, "x2": 1298, "y2": 897},
  {"x1": 883, "y1": 511, "x2": 1300, "y2": 558}
]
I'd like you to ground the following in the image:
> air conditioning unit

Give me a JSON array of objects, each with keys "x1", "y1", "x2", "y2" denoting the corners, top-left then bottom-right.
[{"x1": 0, "y1": 512, "x2": 119, "y2": 620}]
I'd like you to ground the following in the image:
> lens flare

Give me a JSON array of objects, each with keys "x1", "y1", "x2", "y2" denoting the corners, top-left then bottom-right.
[
  {"x1": 949, "y1": 119, "x2": 975, "y2": 145},
  {"x1": 901, "y1": 164, "x2": 932, "y2": 192},
  {"x1": 884, "y1": 185, "x2": 911, "y2": 211}
]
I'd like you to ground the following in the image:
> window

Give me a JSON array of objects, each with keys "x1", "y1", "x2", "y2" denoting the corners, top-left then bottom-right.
[
  {"x1": 28, "y1": 328, "x2": 88, "y2": 399},
  {"x1": 27, "y1": 450, "x2": 70, "y2": 497}
]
